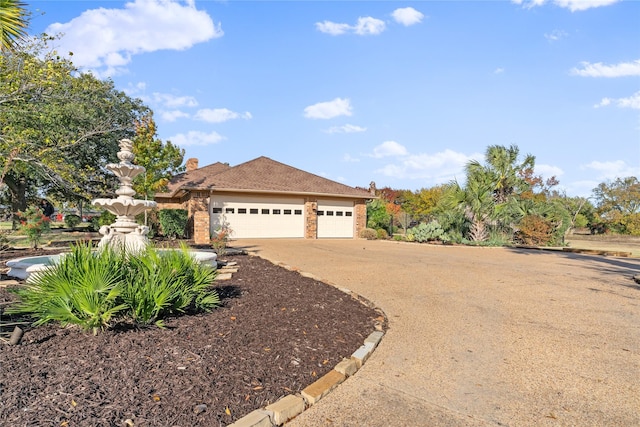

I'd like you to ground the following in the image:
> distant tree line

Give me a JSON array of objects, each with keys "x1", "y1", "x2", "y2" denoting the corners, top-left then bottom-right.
[{"x1": 366, "y1": 145, "x2": 640, "y2": 244}]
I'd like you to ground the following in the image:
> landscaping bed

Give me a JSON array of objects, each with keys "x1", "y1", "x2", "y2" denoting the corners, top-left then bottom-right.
[{"x1": 0, "y1": 246, "x2": 384, "y2": 426}]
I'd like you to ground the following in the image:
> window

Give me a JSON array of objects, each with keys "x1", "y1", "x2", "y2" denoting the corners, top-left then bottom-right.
[
  {"x1": 273, "y1": 209, "x2": 281, "y2": 214},
  {"x1": 284, "y1": 209, "x2": 292, "y2": 215},
  {"x1": 225, "y1": 208, "x2": 235, "y2": 214},
  {"x1": 238, "y1": 208, "x2": 247, "y2": 214},
  {"x1": 250, "y1": 208, "x2": 259, "y2": 214},
  {"x1": 262, "y1": 209, "x2": 270, "y2": 214},
  {"x1": 345, "y1": 212, "x2": 352, "y2": 217},
  {"x1": 327, "y1": 211, "x2": 334, "y2": 216},
  {"x1": 212, "y1": 207, "x2": 222, "y2": 214},
  {"x1": 336, "y1": 211, "x2": 343, "y2": 216},
  {"x1": 294, "y1": 209, "x2": 302, "y2": 215},
  {"x1": 317, "y1": 211, "x2": 324, "y2": 216}
]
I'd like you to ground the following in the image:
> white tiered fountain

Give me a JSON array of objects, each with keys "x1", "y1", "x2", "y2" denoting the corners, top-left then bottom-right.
[
  {"x1": 6, "y1": 138, "x2": 217, "y2": 281},
  {"x1": 92, "y1": 138, "x2": 157, "y2": 252}
]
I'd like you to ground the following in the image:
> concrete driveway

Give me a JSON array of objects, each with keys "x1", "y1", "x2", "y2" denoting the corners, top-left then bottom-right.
[{"x1": 235, "y1": 239, "x2": 640, "y2": 427}]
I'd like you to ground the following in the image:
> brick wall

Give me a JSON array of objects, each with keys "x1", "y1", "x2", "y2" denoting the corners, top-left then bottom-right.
[
  {"x1": 193, "y1": 211, "x2": 210, "y2": 245},
  {"x1": 354, "y1": 200, "x2": 367, "y2": 238},
  {"x1": 304, "y1": 198, "x2": 318, "y2": 239}
]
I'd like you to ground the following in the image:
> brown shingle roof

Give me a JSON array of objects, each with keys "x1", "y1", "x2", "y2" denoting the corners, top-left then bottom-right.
[{"x1": 157, "y1": 156, "x2": 372, "y2": 199}]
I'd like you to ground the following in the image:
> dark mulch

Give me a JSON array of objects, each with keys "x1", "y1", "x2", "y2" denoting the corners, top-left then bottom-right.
[{"x1": 0, "y1": 246, "x2": 385, "y2": 426}]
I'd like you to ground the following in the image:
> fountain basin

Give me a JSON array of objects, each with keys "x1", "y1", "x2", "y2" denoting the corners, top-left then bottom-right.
[
  {"x1": 6, "y1": 250, "x2": 217, "y2": 282},
  {"x1": 6, "y1": 254, "x2": 65, "y2": 281}
]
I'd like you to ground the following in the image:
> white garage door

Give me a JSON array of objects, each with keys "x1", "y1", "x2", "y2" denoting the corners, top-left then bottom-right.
[
  {"x1": 210, "y1": 195, "x2": 304, "y2": 238},
  {"x1": 317, "y1": 200, "x2": 355, "y2": 238}
]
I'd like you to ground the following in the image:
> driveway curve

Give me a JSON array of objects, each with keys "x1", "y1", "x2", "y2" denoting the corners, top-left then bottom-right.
[{"x1": 235, "y1": 239, "x2": 640, "y2": 427}]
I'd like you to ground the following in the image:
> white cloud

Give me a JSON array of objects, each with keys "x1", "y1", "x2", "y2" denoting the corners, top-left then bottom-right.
[
  {"x1": 535, "y1": 164, "x2": 564, "y2": 179},
  {"x1": 195, "y1": 108, "x2": 252, "y2": 123},
  {"x1": 512, "y1": 0, "x2": 620, "y2": 11},
  {"x1": 354, "y1": 17, "x2": 386, "y2": 35},
  {"x1": 544, "y1": 29, "x2": 568, "y2": 41},
  {"x1": 494, "y1": 67, "x2": 505, "y2": 74},
  {"x1": 392, "y1": 7, "x2": 424, "y2": 26},
  {"x1": 571, "y1": 60, "x2": 640, "y2": 77},
  {"x1": 153, "y1": 92, "x2": 199, "y2": 108},
  {"x1": 304, "y1": 98, "x2": 353, "y2": 119},
  {"x1": 325, "y1": 124, "x2": 367, "y2": 134},
  {"x1": 376, "y1": 149, "x2": 483, "y2": 183},
  {"x1": 169, "y1": 130, "x2": 226, "y2": 146},
  {"x1": 46, "y1": 0, "x2": 223, "y2": 76},
  {"x1": 594, "y1": 91, "x2": 640, "y2": 109},
  {"x1": 315, "y1": 21, "x2": 351, "y2": 36},
  {"x1": 581, "y1": 160, "x2": 640, "y2": 180},
  {"x1": 371, "y1": 141, "x2": 408, "y2": 158},
  {"x1": 316, "y1": 16, "x2": 385, "y2": 36},
  {"x1": 161, "y1": 110, "x2": 190, "y2": 122}
]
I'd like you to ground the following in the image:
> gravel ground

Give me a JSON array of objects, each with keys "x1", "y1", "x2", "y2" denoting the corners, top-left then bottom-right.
[{"x1": 236, "y1": 239, "x2": 640, "y2": 427}]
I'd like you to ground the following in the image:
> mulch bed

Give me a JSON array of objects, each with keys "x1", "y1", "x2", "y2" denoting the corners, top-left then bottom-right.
[{"x1": 0, "y1": 246, "x2": 385, "y2": 426}]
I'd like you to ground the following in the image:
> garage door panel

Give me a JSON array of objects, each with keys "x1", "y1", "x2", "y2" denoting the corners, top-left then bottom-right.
[
  {"x1": 317, "y1": 200, "x2": 354, "y2": 238},
  {"x1": 211, "y1": 195, "x2": 304, "y2": 238}
]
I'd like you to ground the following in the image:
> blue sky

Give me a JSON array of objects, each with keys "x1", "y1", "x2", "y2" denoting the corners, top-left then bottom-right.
[{"x1": 27, "y1": 0, "x2": 639, "y2": 198}]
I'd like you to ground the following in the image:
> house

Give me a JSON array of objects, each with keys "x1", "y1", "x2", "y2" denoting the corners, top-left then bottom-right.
[{"x1": 155, "y1": 156, "x2": 375, "y2": 243}]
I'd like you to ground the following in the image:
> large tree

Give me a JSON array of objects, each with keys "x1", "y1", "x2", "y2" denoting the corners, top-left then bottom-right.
[
  {"x1": 0, "y1": 38, "x2": 149, "y2": 220},
  {"x1": 592, "y1": 176, "x2": 640, "y2": 235},
  {"x1": 0, "y1": 0, "x2": 28, "y2": 52},
  {"x1": 132, "y1": 112, "x2": 185, "y2": 198}
]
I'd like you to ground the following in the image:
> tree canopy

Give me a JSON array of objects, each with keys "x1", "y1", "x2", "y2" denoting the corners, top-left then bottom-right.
[
  {"x1": 132, "y1": 112, "x2": 185, "y2": 198},
  {"x1": 0, "y1": 37, "x2": 149, "y2": 216}
]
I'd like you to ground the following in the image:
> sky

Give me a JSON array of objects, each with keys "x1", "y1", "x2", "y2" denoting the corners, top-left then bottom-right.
[{"x1": 25, "y1": 0, "x2": 640, "y2": 198}]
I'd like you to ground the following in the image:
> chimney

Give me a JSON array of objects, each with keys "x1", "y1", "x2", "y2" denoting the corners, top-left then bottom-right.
[{"x1": 186, "y1": 158, "x2": 199, "y2": 172}]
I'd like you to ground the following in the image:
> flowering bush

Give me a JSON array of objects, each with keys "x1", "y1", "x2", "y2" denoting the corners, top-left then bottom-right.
[
  {"x1": 18, "y1": 206, "x2": 51, "y2": 249},
  {"x1": 211, "y1": 224, "x2": 232, "y2": 256}
]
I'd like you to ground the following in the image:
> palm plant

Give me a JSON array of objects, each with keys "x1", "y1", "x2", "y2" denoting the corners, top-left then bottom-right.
[
  {"x1": 8, "y1": 244, "x2": 128, "y2": 334},
  {"x1": 1, "y1": 0, "x2": 29, "y2": 52},
  {"x1": 442, "y1": 176, "x2": 495, "y2": 242}
]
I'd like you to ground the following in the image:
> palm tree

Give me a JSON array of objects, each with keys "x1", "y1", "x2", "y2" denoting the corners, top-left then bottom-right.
[
  {"x1": 1, "y1": 0, "x2": 29, "y2": 52},
  {"x1": 468, "y1": 145, "x2": 535, "y2": 204},
  {"x1": 443, "y1": 175, "x2": 495, "y2": 242}
]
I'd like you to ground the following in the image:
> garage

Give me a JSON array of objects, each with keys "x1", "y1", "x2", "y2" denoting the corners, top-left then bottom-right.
[
  {"x1": 210, "y1": 195, "x2": 305, "y2": 239},
  {"x1": 155, "y1": 156, "x2": 374, "y2": 243},
  {"x1": 317, "y1": 200, "x2": 355, "y2": 238}
]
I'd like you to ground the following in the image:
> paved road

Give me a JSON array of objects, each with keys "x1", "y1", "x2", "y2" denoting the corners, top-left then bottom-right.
[{"x1": 234, "y1": 239, "x2": 640, "y2": 427}]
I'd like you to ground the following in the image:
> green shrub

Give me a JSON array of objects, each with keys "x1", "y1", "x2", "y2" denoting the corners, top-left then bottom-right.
[
  {"x1": 158, "y1": 209, "x2": 188, "y2": 239},
  {"x1": 359, "y1": 228, "x2": 377, "y2": 240},
  {"x1": 121, "y1": 244, "x2": 219, "y2": 326},
  {"x1": 8, "y1": 244, "x2": 127, "y2": 334},
  {"x1": 64, "y1": 214, "x2": 82, "y2": 228},
  {"x1": 88, "y1": 216, "x2": 101, "y2": 232},
  {"x1": 98, "y1": 210, "x2": 116, "y2": 227},
  {"x1": 406, "y1": 220, "x2": 445, "y2": 243},
  {"x1": 376, "y1": 228, "x2": 389, "y2": 239},
  {"x1": 392, "y1": 234, "x2": 405, "y2": 241},
  {"x1": 7, "y1": 243, "x2": 219, "y2": 333},
  {"x1": 17, "y1": 206, "x2": 51, "y2": 249}
]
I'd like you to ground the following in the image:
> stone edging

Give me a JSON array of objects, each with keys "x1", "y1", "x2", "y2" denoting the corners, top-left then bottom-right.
[{"x1": 227, "y1": 253, "x2": 387, "y2": 427}]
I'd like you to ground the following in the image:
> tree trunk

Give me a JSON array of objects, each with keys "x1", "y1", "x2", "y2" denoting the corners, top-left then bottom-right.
[{"x1": 5, "y1": 175, "x2": 27, "y2": 230}]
